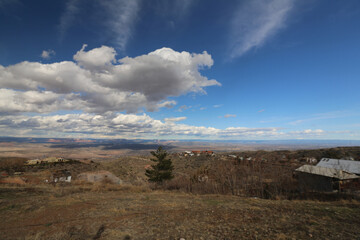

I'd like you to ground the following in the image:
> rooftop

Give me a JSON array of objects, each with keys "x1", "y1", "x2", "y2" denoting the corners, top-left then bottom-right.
[
  {"x1": 317, "y1": 158, "x2": 360, "y2": 175},
  {"x1": 295, "y1": 165, "x2": 359, "y2": 180}
]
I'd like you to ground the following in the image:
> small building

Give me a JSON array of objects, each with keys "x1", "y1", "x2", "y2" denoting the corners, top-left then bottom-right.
[
  {"x1": 184, "y1": 151, "x2": 194, "y2": 157},
  {"x1": 305, "y1": 157, "x2": 317, "y2": 164},
  {"x1": 43, "y1": 157, "x2": 58, "y2": 163},
  {"x1": 50, "y1": 169, "x2": 72, "y2": 183},
  {"x1": 192, "y1": 151, "x2": 201, "y2": 156},
  {"x1": 26, "y1": 157, "x2": 69, "y2": 165},
  {"x1": 317, "y1": 158, "x2": 360, "y2": 175},
  {"x1": 294, "y1": 165, "x2": 360, "y2": 192},
  {"x1": 202, "y1": 150, "x2": 214, "y2": 156}
]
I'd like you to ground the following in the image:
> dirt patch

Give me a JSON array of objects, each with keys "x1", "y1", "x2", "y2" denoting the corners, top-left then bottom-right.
[
  {"x1": 77, "y1": 170, "x2": 122, "y2": 184},
  {"x1": 0, "y1": 177, "x2": 26, "y2": 185}
]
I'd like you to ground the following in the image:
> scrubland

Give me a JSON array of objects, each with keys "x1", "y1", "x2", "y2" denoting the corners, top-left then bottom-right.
[
  {"x1": 1, "y1": 147, "x2": 360, "y2": 239},
  {"x1": 1, "y1": 184, "x2": 360, "y2": 240}
]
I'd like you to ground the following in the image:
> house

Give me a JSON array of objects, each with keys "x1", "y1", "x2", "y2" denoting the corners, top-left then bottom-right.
[
  {"x1": 305, "y1": 157, "x2": 317, "y2": 164},
  {"x1": 294, "y1": 165, "x2": 359, "y2": 192},
  {"x1": 317, "y1": 158, "x2": 360, "y2": 175},
  {"x1": 43, "y1": 157, "x2": 69, "y2": 163},
  {"x1": 192, "y1": 151, "x2": 201, "y2": 156},
  {"x1": 50, "y1": 169, "x2": 72, "y2": 183},
  {"x1": 184, "y1": 151, "x2": 194, "y2": 157},
  {"x1": 25, "y1": 157, "x2": 69, "y2": 166},
  {"x1": 202, "y1": 150, "x2": 214, "y2": 156}
]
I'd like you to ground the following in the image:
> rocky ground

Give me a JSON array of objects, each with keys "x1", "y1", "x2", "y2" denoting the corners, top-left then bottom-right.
[{"x1": 1, "y1": 185, "x2": 360, "y2": 240}]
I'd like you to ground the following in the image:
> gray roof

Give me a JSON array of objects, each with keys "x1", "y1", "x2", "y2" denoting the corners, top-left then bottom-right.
[
  {"x1": 317, "y1": 158, "x2": 360, "y2": 175},
  {"x1": 295, "y1": 165, "x2": 359, "y2": 180}
]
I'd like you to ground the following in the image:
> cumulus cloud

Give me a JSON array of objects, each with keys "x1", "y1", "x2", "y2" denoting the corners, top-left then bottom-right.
[
  {"x1": 41, "y1": 49, "x2": 56, "y2": 59},
  {"x1": 0, "y1": 89, "x2": 79, "y2": 114},
  {"x1": 224, "y1": 114, "x2": 236, "y2": 118},
  {"x1": 229, "y1": 0, "x2": 295, "y2": 59},
  {"x1": 73, "y1": 44, "x2": 116, "y2": 69},
  {"x1": 0, "y1": 45, "x2": 219, "y2": 114},
  {"x1": 0, "y1": 113, "x2": 325, "y2": 139}
]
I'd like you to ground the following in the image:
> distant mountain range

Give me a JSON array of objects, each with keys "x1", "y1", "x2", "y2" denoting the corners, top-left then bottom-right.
[{"x1": 1, "y1": 136, "x2": 359, "y2": 147}]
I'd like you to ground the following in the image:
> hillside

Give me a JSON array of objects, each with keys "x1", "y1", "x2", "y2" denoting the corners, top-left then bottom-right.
[{"x1": 1, "y1": 186, "x2": 359, "y2": 240}]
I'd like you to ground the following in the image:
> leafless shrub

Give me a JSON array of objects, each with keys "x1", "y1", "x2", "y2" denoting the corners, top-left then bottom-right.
[
  {"x1": 0, "y1": 157, "x2": 27, "y2": 173},
  {"x1": 162, "y1": 159, "x2": 297, "y2": 199}
]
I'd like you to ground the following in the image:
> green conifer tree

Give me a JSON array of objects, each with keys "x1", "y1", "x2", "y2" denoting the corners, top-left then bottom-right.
[{"x1": 145, "y1": 146, "x2": 174, "y2": 183}]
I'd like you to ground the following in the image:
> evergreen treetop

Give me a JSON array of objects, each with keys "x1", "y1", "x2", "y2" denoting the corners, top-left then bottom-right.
[{"x1": 145, "y1": 146, "x2": 174, "y2": 183}]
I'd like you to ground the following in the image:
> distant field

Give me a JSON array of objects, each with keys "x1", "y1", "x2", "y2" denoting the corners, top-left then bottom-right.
[
  {"x1": 1, "y1": 185, "x2": 359, "y2": 240},
  {"x1": 1, "y1": 138, "x2": 360, "y2": 161}
]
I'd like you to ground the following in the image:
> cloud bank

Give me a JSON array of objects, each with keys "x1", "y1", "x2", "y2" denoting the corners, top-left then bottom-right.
[
  {"x1": 0, "y1": 113, "x2": 325, "y2": 139},
  {"x1": 0, "y1": 45, "x2": 219, "y2": 114},
  {"x1": 229, "y1": 0, "x2": 295, "y2": 59}
]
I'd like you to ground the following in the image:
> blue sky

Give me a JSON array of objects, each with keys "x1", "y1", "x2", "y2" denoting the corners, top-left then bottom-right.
[{"x1": 0, "y1": 0, "x2": 359, "y2": 140}]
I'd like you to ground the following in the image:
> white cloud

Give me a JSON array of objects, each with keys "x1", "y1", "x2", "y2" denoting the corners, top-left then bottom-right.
[
  {"x1": 41, "y1": 49, "x2": 56, "y2": 59},
  {"x1": 0, "y1": 89, "x2": 79, "y2": 114},
  {"x1": 58, "y1": 0, "x2": 82, "y2": 41},
  {"x1": 229, "y1": 0, "x2": 295, "y2": 59},
  {"x1": 59, "y1": 0, "x2": 140, "y2": 50},
  {"x1": 224, "y1": 114, "x2": 236, "y2": 118},
  {"x1": 213, "y1": 104, "x2": 222, "y2": 108},
  {"x1": 0, "y1": 45, "x2": 219, "y2": 114},
  {"x1": 164, "y1": 116, "x2": 187, "y2": 122},
  {"x1": 288, "y1": 129, "x2": 324, "y2": 135},
  {"x1": 99, "y1": 0, "x2": 140, "y2": 50},
  {"x1": 73, "y1": 44, "x2": 116, "y2": 69},
  {"x1": 0, "y1": 113, "x2": 325, "y2": 139},
  {"x1": 177, "y1": 105, "x2": 190, "y2": 112}
]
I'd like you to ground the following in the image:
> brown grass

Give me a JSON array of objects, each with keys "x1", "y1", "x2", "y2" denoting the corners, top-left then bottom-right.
[{"x1": 0, "y1": 185, "x2": 359, "y2": 239}]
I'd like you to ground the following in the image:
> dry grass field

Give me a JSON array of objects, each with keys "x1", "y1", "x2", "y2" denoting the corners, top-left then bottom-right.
[{"x1": 1, "y1": 184, "x2": 360, "y2": 240}]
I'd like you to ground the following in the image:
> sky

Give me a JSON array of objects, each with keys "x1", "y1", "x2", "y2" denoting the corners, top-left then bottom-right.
[{"x1": 0, "y1": 0, "x2": 360, "y2": 140}]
